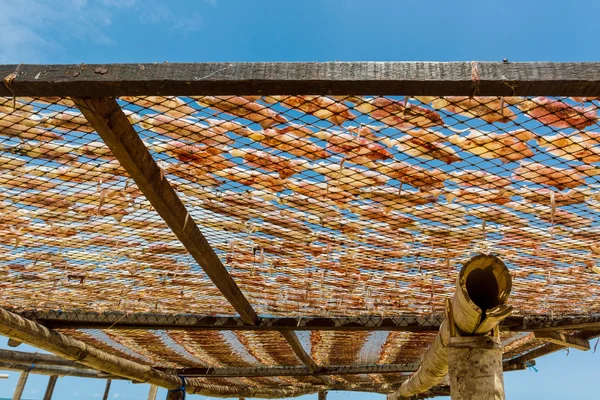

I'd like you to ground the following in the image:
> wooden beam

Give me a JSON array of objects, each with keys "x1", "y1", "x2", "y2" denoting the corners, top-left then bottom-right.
[
  {"x1": 175, "y1": 363, "x2": 419, "y2": 377},
  {"x1": 24, "y1": 309, "x2": 600, "y2": 333},
  {"x1": 21, "y1": 310, "x2": 442, "y2": 332},
  {"x1": 506, "y1": 331, "x2": 600, "y2": 367},
  {"x1": 279, "y1": 331, "x2": 319, "y2": 373},
  {"x1": 509, "y1": 314, "x2": 600, "y2": 332},
  {"x1": 73, "y1": 97, "x2": 258, "y2": 326},
  {"x1": 102, "y1": 379, "x2": 112, "y2": 400},
  {"x1": 3, "y1": 62, "x2": 600, "y2": 96},
  {"x1": 502, "y1": 360, "x2": 534, "y2": 372},
  {"x1": 42, "y1": 375, "x2": 58, "y2": 400},
  {"x1": 0, "y1": 306, "x2": 183, "y2": 389},
  {"x1": 0, "y1": 361, "x2": 117, "y2": 379},
  {"x1": 535, "y1": 331, "x2": 591, "y2": 351},
  {"x1": 11, "y1": 371, "x2": 29, "y2": 400}
]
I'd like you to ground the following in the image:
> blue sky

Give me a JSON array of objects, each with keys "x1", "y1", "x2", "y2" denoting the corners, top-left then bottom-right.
[{"x1": 1, "y1": 0, "x2": 600, "y2": 399}]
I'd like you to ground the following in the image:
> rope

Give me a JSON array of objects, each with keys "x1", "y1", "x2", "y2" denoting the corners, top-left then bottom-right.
[
  {"x1": 26, "y1": 364, "x2": 35, "y2": 372},
  {"x1": 167, "y1": 376, "x2": 186, "y2": 399},
  {"x1": 525, "y1": 361, "x2": 538, "y2": 372}
]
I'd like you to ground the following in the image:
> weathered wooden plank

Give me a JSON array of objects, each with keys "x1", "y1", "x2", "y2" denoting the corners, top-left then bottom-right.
[
  {"x1": 2, "y1": 62, "x2": 600, "y2": 96},
  {"x1": 27, "y1": 310, "x2": 442, "y2": 332},
  {"x1": 535, "y1": 331, "x2": 591, "y2": 351},
  {"x1": 73, "y1": 97, "x2": 258, "y2": 326},
  {"x1": 175, "y1": 363, "x2": 419, "y2": 377},
  {"x1": 42, "y1": 375, "x2": 58, "y2": 400},
  {"x1": 25, "y1": 309, "x2": 600, "y2": 332},
  {"x1": 506, "y1": 330, "x2": 600, "y2": 366}
]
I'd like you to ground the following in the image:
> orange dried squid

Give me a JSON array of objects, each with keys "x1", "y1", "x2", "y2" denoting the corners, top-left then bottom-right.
[
  {"x1": 229, "y1": 148, "x2": 309, "y2": 179},
  {"x1": 431, "y1": 97, "x2": 517, "y2": 123},
  {"x1": 348, "y1": 97, "x2": 444, "y2": 129},
  {"x1": 447, "y1": 129, "x2": 535, "y2": 163},
  {"x1": 195, "y1": 96, "x2": 287, "y2": 129},
  {"x1": 518, "y1": 97, "x2": 598, "y2": 129},
  {"x1": 263, "y1": 95, "x2": 355, "y2": 125},
  {"x1": 512, "y1": 162, "x2": 586, "y2": 190},
  {"x1": 120, "y1": 96, "x2": 196, "y2": 119}
]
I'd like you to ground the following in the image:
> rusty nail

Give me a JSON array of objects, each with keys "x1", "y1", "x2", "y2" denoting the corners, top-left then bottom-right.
[{"x1": 73, "y1": 71, "x2": 80, "y2": 77}]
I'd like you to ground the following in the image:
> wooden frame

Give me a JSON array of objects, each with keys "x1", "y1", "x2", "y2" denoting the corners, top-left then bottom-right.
[
  {"x1": 1, "y1": 62, "x2": 600, "y2": 97},
  {"x1": 2, "y1": 62, "x2": 600, "y2": 398}
]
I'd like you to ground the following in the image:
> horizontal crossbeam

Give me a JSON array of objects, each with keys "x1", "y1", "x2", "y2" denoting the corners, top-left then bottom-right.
[
  {"x1": 534, "y1": 331, "x2": 591, "y2": 351},
  {"x1": 173, "y1": 363, "x2": 420, "y2": 377},
  {"x1": 2, "y1": 62, "x2": 600, "y2": 96},
  {"x1": 19, "y1": 310, "x2": 600, "y2": 333}
]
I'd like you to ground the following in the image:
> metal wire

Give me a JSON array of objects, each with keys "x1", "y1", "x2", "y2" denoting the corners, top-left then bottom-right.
[{"x1": 1, "y1": 94, "x2": 599, "y2": 390}]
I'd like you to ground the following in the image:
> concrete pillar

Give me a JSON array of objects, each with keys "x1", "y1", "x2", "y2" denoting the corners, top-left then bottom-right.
[
  {"x1": 102, "y1": 379, "x2": 112, "y2": 400},
  {"x1": 448, "y1": 336, "x2": 505, "y2": 400},
  {"x1": 43, "y1": 375, "x2": 58, "y2": 400},
  {"x1": 11, "y1": 371, "x2": 29, "y2": 400},
  {"x1": 148, "y1": 384, "x2": 158, "y2": 400}
]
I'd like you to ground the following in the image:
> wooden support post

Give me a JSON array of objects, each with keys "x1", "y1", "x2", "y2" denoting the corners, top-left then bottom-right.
[
  {"x1": 448, "y1": 336, "x2": 505, "y2": 400},
  {"x1": 318, "y1": 390, "x2": 328, "y2": 400},
  {"x1": 42, "y1": 375, "x2": 58, "y2": 400},
  {"x1": 7, "y1": 339, "x2": 22, "y2": 348},
  {"x1": 11, "y1": 371, "x2": 29, "y2": 400},
  {"x1": 148, "y1": 384, "x2": 158, "y2": 400},
  {"x1": 102, "y1": 379, "x2": 112, "y2": 400}
]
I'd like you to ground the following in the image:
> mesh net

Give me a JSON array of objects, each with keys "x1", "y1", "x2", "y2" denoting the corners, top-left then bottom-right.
[{"x1": 1, "y1": 93, "x2": 599, "y2": 390}]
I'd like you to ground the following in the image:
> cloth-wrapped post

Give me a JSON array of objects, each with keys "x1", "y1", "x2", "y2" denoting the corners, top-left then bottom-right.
[{"x1": 397, "y1": 254, "x2": 512, "y2": 398}]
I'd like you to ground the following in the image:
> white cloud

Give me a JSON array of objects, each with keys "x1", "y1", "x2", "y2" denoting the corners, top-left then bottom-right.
[
  {"x1": 113, "y1": 394, "x2": 120, "y2": 398},
  {"x1": 204, "y1": 0, "x2": 217, "y2": 6},
  {"x1": 0, "y1": 0, "x2": 207, "y2": 62},
  {"x1": 139, "y1": 2, "x2": 202, "y2": 33},
  {"x1": 0, "y1": 0, "x2": 116, "y2": 63}
]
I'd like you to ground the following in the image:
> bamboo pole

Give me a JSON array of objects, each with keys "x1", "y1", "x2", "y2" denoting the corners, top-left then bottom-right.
[
  {"x1": 396, "y1": 255, "x2": 513, "y2": 398},
  {"x1": 11, "y1": 371, "x2": 29, "y2": 400},
  {"x1": 0, "y1": 362, "x2": 119, "y2": 379},
  {"x1": 0, "y1": 307, "x2": 318, "y2": 398},
  {"x1": 42, "y1": 375, "x2": 58, "y2": 400},
  {"x1": 0, "y1": 306, "x2": 182, "y2": 388}
]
